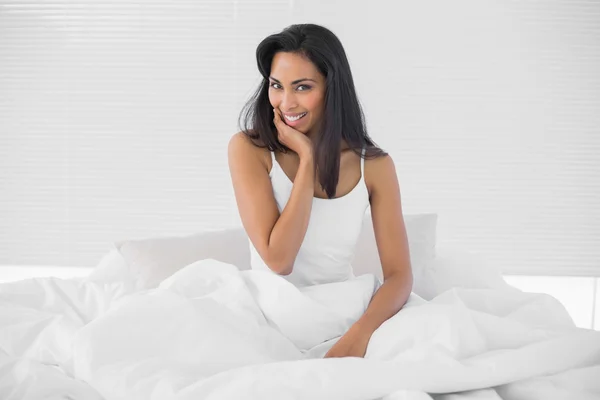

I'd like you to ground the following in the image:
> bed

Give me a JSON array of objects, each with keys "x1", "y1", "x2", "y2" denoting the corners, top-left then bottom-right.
[{"x1": 1, "y1": 213, "x2": 599, "y2": 400}]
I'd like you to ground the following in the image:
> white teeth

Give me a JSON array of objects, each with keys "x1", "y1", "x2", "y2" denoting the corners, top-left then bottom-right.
[{"x1": 284, "y1": 112, "x2": 307, "y2": 122}]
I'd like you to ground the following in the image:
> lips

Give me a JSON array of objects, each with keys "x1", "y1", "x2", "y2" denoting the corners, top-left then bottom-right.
[
  {"x1": 284, "y1": 112, "x2": 307, "y2": 120},
  {"x1": 283, "y1": 111, "x2": 308, "y2": 126}
]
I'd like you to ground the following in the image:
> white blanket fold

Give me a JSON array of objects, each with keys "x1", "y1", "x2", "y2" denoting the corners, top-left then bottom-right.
[{"x1": 1, "y1": 258, "x2": 599, "y2": 400}]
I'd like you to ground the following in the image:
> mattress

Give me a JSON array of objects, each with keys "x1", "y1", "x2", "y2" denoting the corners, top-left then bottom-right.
[{"x1": 0, "y1": 265, "x2": 94, "y2": 283}]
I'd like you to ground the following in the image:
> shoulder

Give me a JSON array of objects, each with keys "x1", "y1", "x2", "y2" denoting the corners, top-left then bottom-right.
[
  {"x1": 228, "y1": 130, "x2": 259, "y2": 150},
  {"x1": 228, "y1": 131, "x2": 271, "y2": 169},
  {"x1": 364, "y1": 152, "x2": 398, "y2": 199}
]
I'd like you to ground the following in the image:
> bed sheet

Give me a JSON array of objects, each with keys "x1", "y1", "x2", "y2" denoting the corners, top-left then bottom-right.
[{"x1": 1, "y1": 258, "x2": 599, "y2": 400}]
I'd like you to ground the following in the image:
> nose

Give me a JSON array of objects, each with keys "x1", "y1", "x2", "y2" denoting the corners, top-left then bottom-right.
[{"x1": 279, "y1": 90, "x2": 298, "y2": 111}]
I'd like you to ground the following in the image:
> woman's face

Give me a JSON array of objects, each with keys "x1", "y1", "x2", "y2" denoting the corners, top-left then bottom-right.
[{"x1": 268, "y1": 51, "x2": 326, "y2": 140}]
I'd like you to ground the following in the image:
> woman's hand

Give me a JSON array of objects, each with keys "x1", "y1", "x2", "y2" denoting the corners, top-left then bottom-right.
[
  {"x1": 273, "y1": 108, "x2": 313, "y2": 160},
  {"x1": 324, "y1": 323, "x2": 373, "y2": 359}
]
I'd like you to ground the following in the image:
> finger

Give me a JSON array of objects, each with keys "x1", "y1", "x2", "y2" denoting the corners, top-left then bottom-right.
[{"x1": 275, "y1": 109, "x2": 284, "y2": 123}]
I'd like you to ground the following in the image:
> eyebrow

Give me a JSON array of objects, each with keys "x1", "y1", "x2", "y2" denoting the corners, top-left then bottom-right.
[{"x1": 269, "y1": 76, "x2": 317, "y2": 85}]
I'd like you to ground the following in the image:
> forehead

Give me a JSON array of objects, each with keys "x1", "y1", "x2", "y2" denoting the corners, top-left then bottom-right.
[{"x1": 270, "y1": 52, "x2": 319, "y2": 80}]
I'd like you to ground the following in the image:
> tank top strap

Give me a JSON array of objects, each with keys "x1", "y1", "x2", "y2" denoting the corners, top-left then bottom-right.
[
  {"x1": 270, "y1": 150, "x2": 276, "y2": 170},
  {"x1": 360, "y1": 147, "x2": 366, "y2": 179}
]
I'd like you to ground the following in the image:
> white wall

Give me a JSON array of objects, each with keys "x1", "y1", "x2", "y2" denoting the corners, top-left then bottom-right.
[{"x1": 1, "y1": 0, "x2": 599, "y2": 276}]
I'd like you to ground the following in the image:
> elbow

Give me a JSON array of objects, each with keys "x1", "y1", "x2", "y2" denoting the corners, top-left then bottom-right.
[
  {"x1": 268, "y1": 259, "x2": 294, "y2": 276},
  {"x1": 261, "y1": 240, "x2": 295, "y2": 276},
  {"x1": 277, "y1": 265, "x2": 294, "y2": 276},
  {"x1": 264, "y1": 253, "x2": 294, "y2": 276}
]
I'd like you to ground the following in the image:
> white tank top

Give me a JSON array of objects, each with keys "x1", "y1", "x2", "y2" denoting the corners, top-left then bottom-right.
[{"x1": 248, "y1": 147, "x2": 370, "y2": 287}]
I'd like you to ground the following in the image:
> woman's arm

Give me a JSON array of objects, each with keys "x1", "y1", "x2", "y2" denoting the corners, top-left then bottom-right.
[
  {"x1": 325, "y1": 154, "x2": 412, "y2": 358},
  {"x1": 228, "y1": 132, "x2": 315, "y2": 275},
  {"x1": 356, "y1": 154, "x2": 413, "y2": 331}
]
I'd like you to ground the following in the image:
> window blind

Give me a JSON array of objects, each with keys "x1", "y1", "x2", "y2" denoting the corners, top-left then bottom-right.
[{"x1": 1, "y1": 1, "x2": 598, "y2": 276}]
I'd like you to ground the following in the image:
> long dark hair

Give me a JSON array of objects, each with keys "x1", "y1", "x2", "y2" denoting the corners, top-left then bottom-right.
[{"x1": 238, "y1": 23, "x2": 388, "y2": 199}]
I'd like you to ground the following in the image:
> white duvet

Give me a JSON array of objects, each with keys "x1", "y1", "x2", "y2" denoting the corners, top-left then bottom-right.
[{"x1": 1, "y1": 258, "x2": 599, "y2": 400}]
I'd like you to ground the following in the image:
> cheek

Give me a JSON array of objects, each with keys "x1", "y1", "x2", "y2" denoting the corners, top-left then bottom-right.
[
  {"x1": 308, "y1": 103, "x2": 322, "y2": 118},
  {"x1": 268, "y1": 90, "x2": 279, "y2": 105},
  {"x1": 306, "y1": 94, "x2": 324, "y2": 112}
]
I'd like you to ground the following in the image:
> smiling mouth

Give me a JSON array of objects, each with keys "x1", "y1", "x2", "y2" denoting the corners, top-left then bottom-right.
[{"x1": 284, "y1": 112, "x2": 308, "y2": 122}]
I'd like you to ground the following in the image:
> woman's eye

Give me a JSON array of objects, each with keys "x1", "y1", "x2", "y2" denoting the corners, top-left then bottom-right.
[{"x1": 269, "y1": 83, "x2": 310, "y2": 91}]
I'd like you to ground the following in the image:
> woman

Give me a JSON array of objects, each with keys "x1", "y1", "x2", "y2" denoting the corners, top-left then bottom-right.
[{"x1": 228, "y1": 24, "x2": 413, "y2": 359}]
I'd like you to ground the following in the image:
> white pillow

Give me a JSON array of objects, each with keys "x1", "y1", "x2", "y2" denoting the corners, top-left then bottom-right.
[
  {"x1": 85, "y1": 245, "x2": 136, "y2": 288},
  {"x1": 413, "y1": 245, "x2": 510, "y2": 300},
  {"x1": 90, "y1": 212, "x2": 438, "y2": 291},
  {"x1": 114, "y1": 227, "x2": 251, "y2": 291}
]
